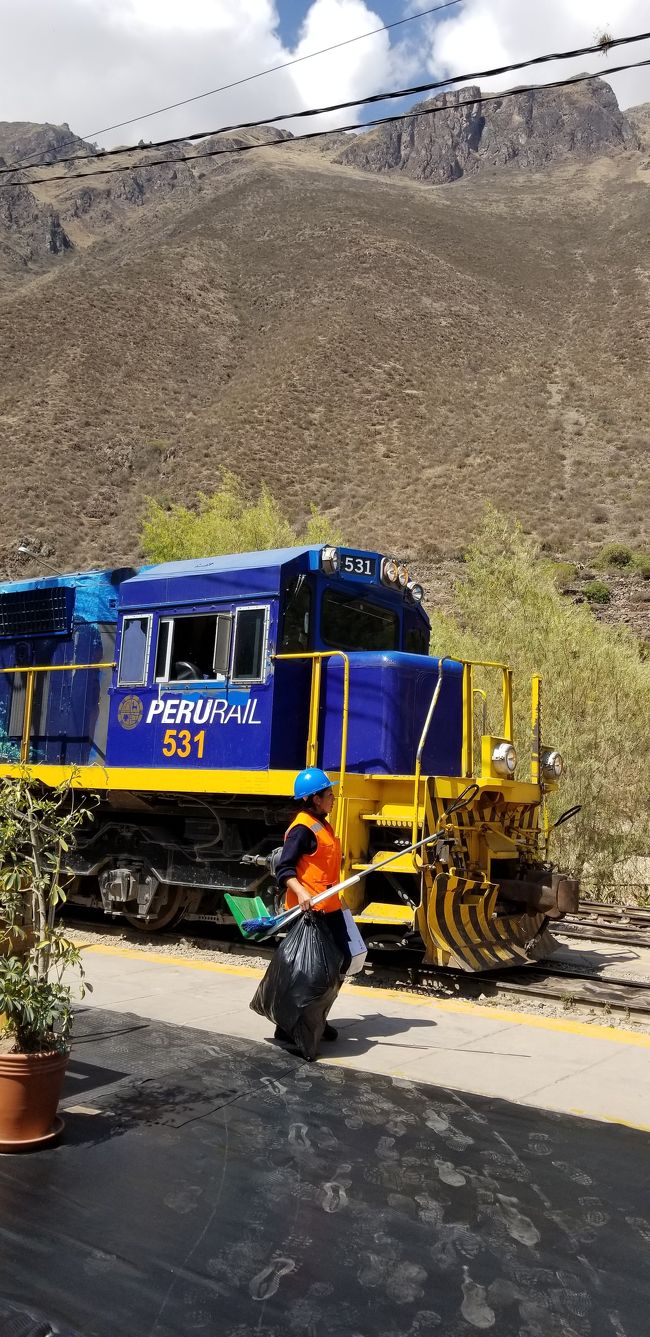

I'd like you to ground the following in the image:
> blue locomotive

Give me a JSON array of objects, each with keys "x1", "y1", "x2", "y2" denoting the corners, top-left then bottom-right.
[{"x1": 0, "y1": 545, "x2": 578, "y2": 969}]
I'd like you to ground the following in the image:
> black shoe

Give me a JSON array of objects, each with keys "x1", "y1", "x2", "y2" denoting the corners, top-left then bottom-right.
[
  {"x1": 274, "y1": 1026, "x2": 292, "y2": 1043},
  {"x1": 322, "y1": 1023, "x2": 338, "y2": 1041}
]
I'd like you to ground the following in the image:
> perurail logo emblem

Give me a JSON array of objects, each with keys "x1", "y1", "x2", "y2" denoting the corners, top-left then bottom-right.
[{"x1": 118, "y1": 695, "x2": 144, "y2": 730}]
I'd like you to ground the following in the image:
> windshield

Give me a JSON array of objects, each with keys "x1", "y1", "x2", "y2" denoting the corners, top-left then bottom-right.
[{"x1": 321, "y1": 588, "x2": 399, "y2": 652}]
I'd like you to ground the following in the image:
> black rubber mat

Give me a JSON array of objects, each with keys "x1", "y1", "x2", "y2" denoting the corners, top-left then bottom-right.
[{"x1": 0, "y1": 1006, "x2": 648, "y2": 1337}]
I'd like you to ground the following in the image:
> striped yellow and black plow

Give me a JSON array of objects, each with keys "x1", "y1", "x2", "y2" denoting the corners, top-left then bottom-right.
[{"x1": 416, "y1": 868, "x2": 557, "y2": 972}]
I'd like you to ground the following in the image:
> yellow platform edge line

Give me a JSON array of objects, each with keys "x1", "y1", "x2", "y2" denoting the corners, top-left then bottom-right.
[{"x1": 79, "y1": 941, "x2": 650, "y2": 1050}]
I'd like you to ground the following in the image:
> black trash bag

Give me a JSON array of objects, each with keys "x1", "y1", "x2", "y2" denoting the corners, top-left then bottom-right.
[{"x1": 251, "y1": 911, "x2": 344, "y2": 1061}]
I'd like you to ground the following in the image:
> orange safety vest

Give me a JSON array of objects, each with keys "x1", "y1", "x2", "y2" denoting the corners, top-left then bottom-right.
[{"x1": 283, "y1": 811, "x2": 342, "y2": 915}]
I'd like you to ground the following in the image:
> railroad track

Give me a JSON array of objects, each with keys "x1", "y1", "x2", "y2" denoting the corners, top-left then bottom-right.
[
  {"x1": 556, "y1": 901, "x2": 650, "y2": 951},
  {"x1": 66, "y1": 908, "x2": 650, "y2": 1022}
]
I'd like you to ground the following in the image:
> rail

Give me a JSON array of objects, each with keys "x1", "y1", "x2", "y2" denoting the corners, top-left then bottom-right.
[
  {"x1": 0, "y1": 662, "x2": 116, "y2": 764},
  {"x1": 272, "y1": 651, "x2": 350, "y2": 840}
]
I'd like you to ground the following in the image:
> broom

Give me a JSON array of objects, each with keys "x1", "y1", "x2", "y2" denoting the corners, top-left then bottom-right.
[{"x1": 240, "y1": 783, "x2": 478, "y2": 940}]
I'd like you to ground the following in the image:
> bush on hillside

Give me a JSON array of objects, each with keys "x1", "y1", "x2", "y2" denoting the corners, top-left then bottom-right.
[
  {"x1": 427, "y1": 508, "x2": 650, "y2": 895},
  {"x1": 583, "y1": 580, "x2": 611, "y2": 605},
  {"x1": 141, "y1": 473, "x2": 342, "y2": 563},
  {"x1": 597, "y1": 543, "x2": 633, "y2": 568}
]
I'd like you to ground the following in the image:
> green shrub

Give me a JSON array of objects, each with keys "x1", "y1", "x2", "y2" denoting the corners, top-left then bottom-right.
[
  {"x1": 427, "y1": 507, "x2": 650, "y2": 891},
  {"x1": 583, "y1": 580, "x2": 612, "y2": 605},
  {"x1": 632, "y1": 552, "x2": 650, "y2": 579},
  {"x1": 597, "y1": 543, "x2": 632, "y2": 569},
  {"x1": 141, "y1": 472, "x2": 343, "y2": 563}
]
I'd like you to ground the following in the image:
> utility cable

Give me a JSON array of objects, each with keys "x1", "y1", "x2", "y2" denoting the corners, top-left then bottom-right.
[
  {"x1": 0, "y1": 55, "x2": 646, "y2": 193},
  {"x1": 4, "y1": 0, "x2": 462, "y2": 172},
  {"x1": 3, "y1": 27, "x2": 648, "y2": 183}
]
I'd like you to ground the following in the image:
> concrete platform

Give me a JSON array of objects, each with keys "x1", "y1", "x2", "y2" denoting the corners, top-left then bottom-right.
[{"x1": 77, "y1": 942, "x2": 650, "y2": 1132}]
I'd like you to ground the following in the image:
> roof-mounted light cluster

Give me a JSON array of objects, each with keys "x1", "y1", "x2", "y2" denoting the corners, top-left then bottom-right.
[{"x1": 381, "y1": 557, "x2": 423, "y2": 604}]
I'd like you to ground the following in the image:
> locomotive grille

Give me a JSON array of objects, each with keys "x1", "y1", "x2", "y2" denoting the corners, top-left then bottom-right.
[{"x1": 0, "y1": 586, "x2": 73, "y2": 638}]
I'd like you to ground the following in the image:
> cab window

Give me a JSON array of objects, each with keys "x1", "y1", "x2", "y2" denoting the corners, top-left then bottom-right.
[
  {"x1": 281, "y1": 575, "x2": 312, "y2": 652},
  {"x1": 232, "y1": 606, "x2": 269, "y2": 682},
  {"x1": 321, "y1": 589, "x2": 398, "y2": 652},
  {"x1": 118, "y1": 615, "x2": 151, "y2": 686},
  {"x1": 155, "y1": 613, "x2": 232, "y2": 683}
]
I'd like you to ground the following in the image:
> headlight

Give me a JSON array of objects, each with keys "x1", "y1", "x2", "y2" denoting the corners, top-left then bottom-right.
[
  {"x1": 321, "y1": 546, "x2": 339, "y2": 574},
  {"x1": 492, "y1": 742, "x2": 517, "y2": 777},
  {"x1": 541, "y1": 749, "x2": 564, "y2": 781},
  {"x1": 381, "y1": 557, "x2": 399, "y2": 585},
  {"x1": 407, "y1": 580, "x2": 424, "y2": 603},
  {"x1": 397, "y1": 563, "x2": 409, "y2": 588}
]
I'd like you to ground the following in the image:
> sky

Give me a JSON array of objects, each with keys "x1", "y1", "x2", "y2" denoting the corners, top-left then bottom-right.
[{"x1": 1, "y1": 0, "x2": 649, "y2": 154}]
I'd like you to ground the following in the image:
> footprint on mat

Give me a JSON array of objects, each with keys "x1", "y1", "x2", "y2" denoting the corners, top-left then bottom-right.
[
  {"x1": 424, "y1": 1109, "x2": 450, "y2": 1134},
  {"x1": 261, "y1": 1077, "x2": 288, "y2": 1096},
  {"x1": 376, "y1": 1136, "x2": 400, "y2": 1161},
  {"x1": 164, "y1": 1185, "x2": 203, "y2": 1215},
  {"x1": 436, "y1": 1159, "x2": 466, "y2": 1187},
  {"x1": 526, "y1": 1132, "x2": 552, "y2": 1156},
  {"x1": 552, "y1": 1160, "x2": 592, "y2": 1185},
  {"x1": 288, "y1": 1123, "x2": 311, "y2": 1149},
  {"x1": 322, "y1": 1181, "x2": 349, "y2": 1213},
  {"x1": 461, "y1": 1268, "x2": 496, "y2": 1329},
  {"x1": 496, "y1": 1194, "x2": 540, "y2": 1248},
  {"x1": 249, "y1": 1257, "x2": 296, "y2": 1301}
]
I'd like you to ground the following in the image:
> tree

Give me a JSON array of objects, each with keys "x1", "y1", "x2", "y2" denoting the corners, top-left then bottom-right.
[
  {"x1": 427, "y1": 507, "x2": 650, "y2": 894},
  {"x1": 141, "y1": 473, "x2": 343, "y2": 563}
]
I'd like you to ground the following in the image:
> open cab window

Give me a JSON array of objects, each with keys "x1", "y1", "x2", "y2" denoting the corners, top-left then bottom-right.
[{"x1": 155, "y1": 613, "x2": 233, "y2": 683}]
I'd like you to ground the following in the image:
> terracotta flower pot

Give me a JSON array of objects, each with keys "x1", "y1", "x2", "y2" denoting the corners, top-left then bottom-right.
[{"x1": 0, "y1": 1049, "x2": 68, "y2": 1150}]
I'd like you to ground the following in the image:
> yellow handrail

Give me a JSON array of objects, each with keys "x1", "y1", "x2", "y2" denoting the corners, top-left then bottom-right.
[
  {"x1": 0, "y1": 663, "x2": 116, "y2": 675},
  {"x1": 0, "y1": 661, "x2": 116, "y2": 764},
  {"x1": 411, "y1": 657, "x2": 448, "y2": 847},
  {"x1": 272, "y1": 651, "x2": 350, "y2": 840},
  {"x1": 531, "y1": 673, "x2": 542, "y2": 785},
  {"x1": 461, "y1": 659, "x2": 514, "y2": 776}
]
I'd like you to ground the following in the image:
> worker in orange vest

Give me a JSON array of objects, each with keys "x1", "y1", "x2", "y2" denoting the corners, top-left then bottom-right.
[{"x1": 274, "y1": 767, "x2": 351, "y2": 1045}]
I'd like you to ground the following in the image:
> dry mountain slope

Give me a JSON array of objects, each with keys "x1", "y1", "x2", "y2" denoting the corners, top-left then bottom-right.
[{"x1": 0, "y1": 81, "x2": 648, "y2": 609}]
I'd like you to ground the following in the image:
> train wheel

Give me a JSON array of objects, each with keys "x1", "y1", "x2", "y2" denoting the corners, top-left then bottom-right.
[{"x1": 123, "y1": 886, "x2": 188, "y2": 932}]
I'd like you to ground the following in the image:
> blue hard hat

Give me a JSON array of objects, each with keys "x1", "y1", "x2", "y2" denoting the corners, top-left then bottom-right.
[{"x1": 293, "y1": 767, "x2": 337, "y2": 800}]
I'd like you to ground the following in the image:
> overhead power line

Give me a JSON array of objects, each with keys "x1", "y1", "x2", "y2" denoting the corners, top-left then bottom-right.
[
  {"x1": 3, "y1": 27, "x2": 649, "y2": 182},
  {"x1": 1, "y1": 55, "x2": 647, "y2": 194},
  {"x1": 5, "y1": 0, "x2": 462, "y2": 173}
]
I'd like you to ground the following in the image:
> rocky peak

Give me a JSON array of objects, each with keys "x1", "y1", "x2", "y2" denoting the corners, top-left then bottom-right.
[
  {"x1": 338, "y1": 78, "x2": 639, "y2": 183},
  {"x1": 0, "y1": 121, "x2": 90, "y2": 171}
]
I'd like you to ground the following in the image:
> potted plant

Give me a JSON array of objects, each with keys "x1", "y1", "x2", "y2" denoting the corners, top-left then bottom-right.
[{"x1": 0, "y1": 771, "x2": 95, "y2": 1151}]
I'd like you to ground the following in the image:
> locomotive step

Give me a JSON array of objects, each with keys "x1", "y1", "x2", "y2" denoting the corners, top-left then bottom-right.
[{"x1": 353, "y1": 902, "x2": 415, "y2": 925}]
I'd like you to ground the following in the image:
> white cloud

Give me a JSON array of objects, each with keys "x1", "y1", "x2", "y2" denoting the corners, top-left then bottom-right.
[
  {"x1": 428, "y1": 0, "x2": 650, "y2": 109},
  {"x1": 289, "y1": 0, "x2": 405, "y2": 128},
  {"x1": 0, "y1": 0, "x2": 399, "y2": 149}
]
